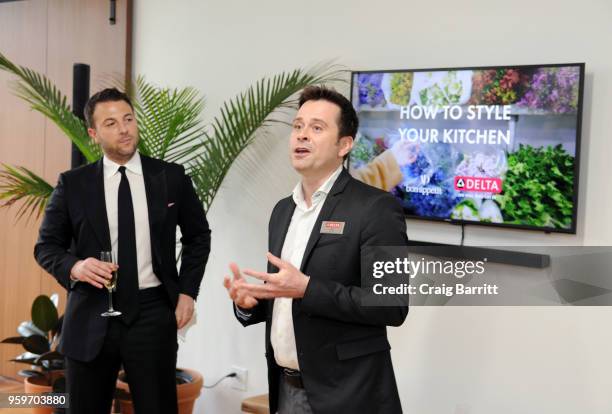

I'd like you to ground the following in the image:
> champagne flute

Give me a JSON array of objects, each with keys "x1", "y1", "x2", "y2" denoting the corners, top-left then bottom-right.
[{"x1": 100, "y1": 251, "x2": 121, "y2": 317}]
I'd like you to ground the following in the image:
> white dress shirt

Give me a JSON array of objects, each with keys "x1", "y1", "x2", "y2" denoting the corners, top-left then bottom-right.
[
  {"x1": 270, "y1": 165, "x2": 343, "y2": 370},
  {"x1": 103, "y1": 152, "x2": 161, "y2": 289}
]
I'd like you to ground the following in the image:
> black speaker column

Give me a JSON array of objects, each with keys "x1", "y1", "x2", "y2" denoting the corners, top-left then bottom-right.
[{"x1": 71, "y1": 63, "x2": 90, "y2": 169}]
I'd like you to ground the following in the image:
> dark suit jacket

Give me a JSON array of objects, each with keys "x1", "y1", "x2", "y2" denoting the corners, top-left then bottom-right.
[
  {"x1": 34, "y1": 154, "x2": 211, "y2": 362},
  {"x1": 235, "y1": 168, "x2": 408, "y2": 414}
]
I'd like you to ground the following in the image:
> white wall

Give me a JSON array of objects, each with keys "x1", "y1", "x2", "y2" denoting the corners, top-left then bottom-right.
[{"x1": 132, "y1": 1, "x2": 612, "y2": 413}]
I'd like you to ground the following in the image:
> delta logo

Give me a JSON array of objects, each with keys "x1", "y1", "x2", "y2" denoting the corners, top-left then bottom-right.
[{"x1": 454, "y1": 176, "x2": 502, "y2": 194}]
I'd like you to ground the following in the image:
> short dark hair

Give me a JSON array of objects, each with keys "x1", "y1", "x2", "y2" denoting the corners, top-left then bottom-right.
[
  {"x1": 84, "y1": 88, "x2": 134, "y2": 128},
  {"x1": 298, "y1": 86, "x2": 359, "y2": 160}
]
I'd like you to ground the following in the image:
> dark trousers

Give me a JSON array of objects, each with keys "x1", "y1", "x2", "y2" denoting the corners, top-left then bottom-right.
[
  {"x1": 65, "y1": 286, "x2": 178, "y2": 414},
  {"x1": 277, "y1": 373, "x2": 314, "y2": 414}
]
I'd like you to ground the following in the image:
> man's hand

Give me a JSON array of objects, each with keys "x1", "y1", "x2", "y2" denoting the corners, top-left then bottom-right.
[
  {"x1": 70, "y1": 258, "x2": 117, "y2": 289},
  {"x1": 241, "y1": 252, "x2": 310, "y2": 299},
  {"x1": 175, "y1": 293, "x2": 195, "y2": 329},
  {"x1": 223, "y1": 263, "x2": 259, "y2": 309}
]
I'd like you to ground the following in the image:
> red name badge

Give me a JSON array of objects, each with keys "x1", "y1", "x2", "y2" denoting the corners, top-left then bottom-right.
[{"x1": 320, "y1": 221, "x2": 345, "y2": 235}]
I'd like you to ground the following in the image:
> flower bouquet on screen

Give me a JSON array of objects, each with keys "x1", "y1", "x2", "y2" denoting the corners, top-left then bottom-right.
[{"x1": 517, "y1": 66, "x2": 580, "y2": 114}]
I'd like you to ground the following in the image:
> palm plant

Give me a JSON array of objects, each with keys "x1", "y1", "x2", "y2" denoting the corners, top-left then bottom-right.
[{"x1": 0, "y1": 51, "x2": 344, "y2": 219}]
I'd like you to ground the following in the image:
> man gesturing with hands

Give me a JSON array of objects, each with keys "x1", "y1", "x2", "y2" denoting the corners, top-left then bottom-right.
[
  {"x1": 225, "y1": 252, "x2": 309, "y2": 304},
  {"x1": 224, "y1": 86, "x2": 408, "y2": 414}
]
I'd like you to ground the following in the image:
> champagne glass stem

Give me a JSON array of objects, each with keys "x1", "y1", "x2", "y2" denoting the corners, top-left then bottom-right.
[{"x1": 108, "y1": 290, "x2": 115, "y2": 312}]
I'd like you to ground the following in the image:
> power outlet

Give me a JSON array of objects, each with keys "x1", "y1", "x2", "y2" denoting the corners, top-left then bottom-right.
[{"x1": 230, "y1": 366, "x2": 248, "y2": 391}]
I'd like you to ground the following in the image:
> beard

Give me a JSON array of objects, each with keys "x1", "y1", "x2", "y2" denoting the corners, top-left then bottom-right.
[{"x1": 101, "y1": 137, "x2": 138, "y2": 162}]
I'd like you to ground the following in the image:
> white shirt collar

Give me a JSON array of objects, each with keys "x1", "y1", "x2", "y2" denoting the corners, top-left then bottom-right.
[
  {"x1": 292, "y1": 165, "x2": 343, "y2": 210},
  {"x1": 103, "y1": 151, "x2": 143, "y2": 178}
]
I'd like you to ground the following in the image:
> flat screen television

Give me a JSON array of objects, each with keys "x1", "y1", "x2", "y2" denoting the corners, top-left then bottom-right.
[{"x1": 349, "y1": 63, "x2": 584, "y2": 234}]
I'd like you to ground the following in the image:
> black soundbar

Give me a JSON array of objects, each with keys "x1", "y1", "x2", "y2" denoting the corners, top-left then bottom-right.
[{"x1": 407, "y1": 240, "x2": 550, "y2": 268}]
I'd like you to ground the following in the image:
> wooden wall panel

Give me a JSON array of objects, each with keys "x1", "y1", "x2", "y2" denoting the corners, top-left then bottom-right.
[
  {"x1": 0, "y1": 0, "x2": 49, "y2": 380},
  {"x1": 0, "y1": 0, "x2": 131, "y2": 379}
]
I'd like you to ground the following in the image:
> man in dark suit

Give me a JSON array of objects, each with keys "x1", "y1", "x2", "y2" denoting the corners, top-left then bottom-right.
[
  {"x1": 224, "y1": 86, "x2": 408, "y2": 413},
  {"x1": 34, "y1": 88, "x2": 211, "y2": 414}
]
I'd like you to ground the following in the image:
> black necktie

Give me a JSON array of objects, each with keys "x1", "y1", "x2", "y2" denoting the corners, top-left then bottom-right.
[{"x1": 116, "y1": 166, "x2": 139, "y2": 324}]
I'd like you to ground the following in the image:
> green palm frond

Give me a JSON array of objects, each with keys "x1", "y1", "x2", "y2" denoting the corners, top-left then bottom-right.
[
  {"x1": 0, "y1": 164, "x2": 54, "y2": 222},
  {"x1": 190, "y1": 64, "x2": 345, "y2": 210},
  {"x1": 0, "y1": 52, "x2": 100, "y2": 162},
  {"x1": 131, "y1": 76, "x2": 207, "y2": 163},
  {"x1": 0, "y1": 48, "x2": 346, "y2": 221}
]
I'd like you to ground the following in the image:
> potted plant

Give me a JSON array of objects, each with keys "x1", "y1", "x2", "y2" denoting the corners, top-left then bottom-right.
[
  {"x1": 0, "y1": 294, "x2": 204, "y2": 414},
  {"x1": 1, "y1": 294, "x2": 65, "y2": 414},
  {"x1": 114, "y1": 368, "x2": 203, "y2": 414}
]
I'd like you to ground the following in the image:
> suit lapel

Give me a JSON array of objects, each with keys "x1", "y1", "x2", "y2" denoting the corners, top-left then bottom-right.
[
  {"x1": 267, "y1": 199, "x2": 295, "y2": 318},
  {"x1": 299, "y1": 169, "x2": 351, "y2": 271},
  {"x1": 141, "y1": 155, "x2": 167, "y2": 264},
  {"x1": 83, "y1": 159, "x2": 112, "y2": 250},
  {"x1": 269, "y1": 200, "x2": 296, "y2": 263}
]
